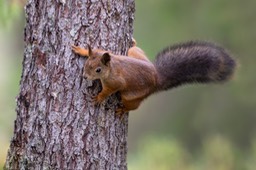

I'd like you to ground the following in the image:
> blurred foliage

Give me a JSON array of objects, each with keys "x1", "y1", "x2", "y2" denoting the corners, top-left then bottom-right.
[
  {"x1": 0, "y1": 0, "x2": 25, "y2": 29},
  {"x1": 0, "y1": 0, "x2": 24, "y2": 168},
  {"x1": 128, "y1": 136, "x2": 190, "y2": 170},
  {"x1": 0, "y1": 0, "x2": 256, "y2": 169},
  {"x1": 128, "y1": 135, "x2": 256, "y2": 170},
  {"x1": 129, "y1": 0, "x2": 256, "y2": 151}
]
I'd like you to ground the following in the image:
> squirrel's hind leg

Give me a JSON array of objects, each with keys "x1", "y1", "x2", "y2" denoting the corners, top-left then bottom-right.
[
  {"x1": 115, "y1": 97, "x2": 141, "y2": 115},
  {"x1": 127, "y1": 39, "x2": 150, "y2": 62}
]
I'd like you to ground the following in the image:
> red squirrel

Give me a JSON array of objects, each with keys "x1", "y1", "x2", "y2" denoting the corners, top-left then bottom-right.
[{"x1": 71, "y1": 39, "x2": 236, "y2": 114}]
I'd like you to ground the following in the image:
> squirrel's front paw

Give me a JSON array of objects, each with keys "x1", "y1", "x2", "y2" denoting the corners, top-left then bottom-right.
[{"x1": 71, "y1": 45, "x2": 82, "y2": 54}]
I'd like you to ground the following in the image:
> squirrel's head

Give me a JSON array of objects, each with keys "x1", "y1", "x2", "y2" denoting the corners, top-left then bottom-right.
[{"x1": 83, "y1": 45, "x2": 111, "y2": 80}]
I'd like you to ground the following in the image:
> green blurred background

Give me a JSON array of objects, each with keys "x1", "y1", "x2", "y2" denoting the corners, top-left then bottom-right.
[{"x1": 0, "y1": 0, "x2": 256, "y2": 169}]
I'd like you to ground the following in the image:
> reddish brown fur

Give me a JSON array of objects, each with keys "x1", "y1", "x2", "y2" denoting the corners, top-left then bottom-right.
[
  {"x1": 72, "y1": 42, "x2": 157, "y2": 114},
  {"x1": 71, "y1": 39, "x2": 236, "y2": 114}
]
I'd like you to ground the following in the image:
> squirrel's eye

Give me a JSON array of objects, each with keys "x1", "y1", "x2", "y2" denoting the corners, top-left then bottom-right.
[{"x1": 95, "y1": 67, "x2": 101, "y2": 73}]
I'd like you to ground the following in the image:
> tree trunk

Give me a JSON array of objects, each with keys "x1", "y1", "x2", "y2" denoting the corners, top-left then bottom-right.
[{"x1": 5, "y1": 0, "x2": 134, "y2": 169}]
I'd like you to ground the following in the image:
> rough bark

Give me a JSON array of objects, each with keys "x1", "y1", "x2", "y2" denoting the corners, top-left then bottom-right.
[{"x1": 5, "y1": 0, "x2": 134, "y2": 169}]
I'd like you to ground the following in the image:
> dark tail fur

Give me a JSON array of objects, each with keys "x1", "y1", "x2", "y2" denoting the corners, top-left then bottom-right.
[{"x1": 154, "y1": 41, "x2": 236, "y2": 91}]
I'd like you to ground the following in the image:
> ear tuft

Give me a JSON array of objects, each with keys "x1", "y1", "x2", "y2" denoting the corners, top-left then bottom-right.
[
  {"x1": 101, "y1": 53, "x2": 111, "y2": 65},
  {"x1": 88, "y1": 44, "x2": 92, "y2": 56}
]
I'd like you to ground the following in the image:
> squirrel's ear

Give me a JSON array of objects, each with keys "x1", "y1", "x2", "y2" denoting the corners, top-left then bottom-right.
[
  {"x1": 88, "y1": 44, "x2": 93, "y2": 56},
  {"x1": 101, "y1": 53, "x2": 111, "y2": 66}
]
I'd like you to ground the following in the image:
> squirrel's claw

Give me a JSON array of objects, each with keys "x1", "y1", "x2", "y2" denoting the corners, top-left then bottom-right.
[
  {"x1": 115, "y1": 107, "x2": 128, "y2": 122},
  {"x1": 71, "y1": 45, "x2": 81, "y2": 54},
  {"x1": 115, "y1": 107, "x2": 127, "y2": 116},
  {"x1": 115, "y1": 108, "x2": 123, "y2": 116}
]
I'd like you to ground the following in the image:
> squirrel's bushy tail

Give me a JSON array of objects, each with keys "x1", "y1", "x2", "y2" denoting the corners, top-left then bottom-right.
[{"x1": 154, "y1": 41, "x2": 236, "y2": 91}]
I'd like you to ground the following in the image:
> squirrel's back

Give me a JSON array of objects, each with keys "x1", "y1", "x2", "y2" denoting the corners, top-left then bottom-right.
[{"x1": 154, "y1": 41, "x2": 236, "y2": 91}]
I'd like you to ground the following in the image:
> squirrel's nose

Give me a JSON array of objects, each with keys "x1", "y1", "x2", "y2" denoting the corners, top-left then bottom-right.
[{"x1": 81, "y1": 73, "x2": 87, "y2": 79}]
